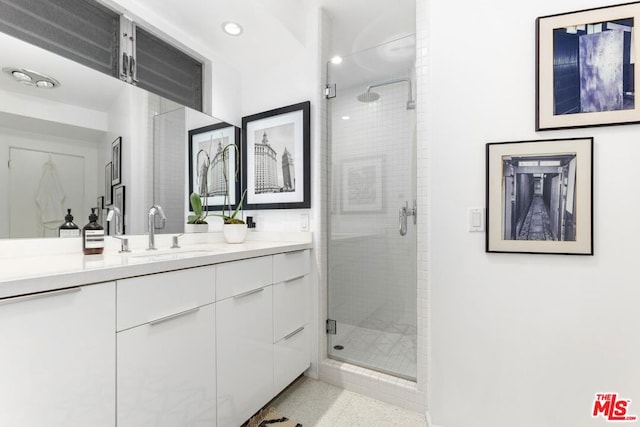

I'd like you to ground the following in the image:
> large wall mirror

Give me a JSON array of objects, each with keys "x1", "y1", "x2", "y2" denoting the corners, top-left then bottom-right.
[{"x1": 0, "y1": 31, "x2": 222, "y2": 239}]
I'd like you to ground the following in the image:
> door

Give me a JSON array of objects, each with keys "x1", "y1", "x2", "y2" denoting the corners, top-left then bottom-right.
[
  {"x1": 326, "y1": 35, "x2": 418, "y2": 381},
  {"x1": 9, "y1": 148, "x2": 85, "y2": 237}
]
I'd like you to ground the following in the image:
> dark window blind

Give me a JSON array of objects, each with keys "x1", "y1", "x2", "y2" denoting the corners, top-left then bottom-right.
[
  {"x1": 0, "y1": 0, "x2": 119, "y2": 77},
  {"x1": 135, "y1": 27, "x2": 203, "y2": 112}
]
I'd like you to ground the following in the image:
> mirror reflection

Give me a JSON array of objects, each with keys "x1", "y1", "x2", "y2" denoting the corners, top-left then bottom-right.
[{"x1": 0, "y1": 31, "x2": 222, "y2": 239}]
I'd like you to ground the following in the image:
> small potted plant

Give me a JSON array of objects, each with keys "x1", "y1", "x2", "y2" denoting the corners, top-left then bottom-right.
[
  {"x1": 185, "y1": 192, "x2": 209, "y2": 233},
  {"x1": 219, "y1": 188, "x2": 247, "y2": 243},
  {"x1": 212, "y1": 143, "x2": 248, "y2": 243}
]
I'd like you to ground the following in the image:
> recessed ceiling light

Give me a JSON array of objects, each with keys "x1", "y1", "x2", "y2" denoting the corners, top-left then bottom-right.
[
  {"x1": 222, "y1": 21, "x2": 243, "y2": 36},
  {"x1": 11, "y1": 71, "x2": 32, "y2": 82},
  {"x1": 36, "y1": 80, "x2": 55, "y2": 88},
  {"x1": 2, "y1": 67, "x2": 60, "y2": 89},
  {"x1": 341, "y1": 116, "x2": 350, "y2": 120},
  {"x1": 330, "y1": 56, "x2": 343, "y2": 64}
]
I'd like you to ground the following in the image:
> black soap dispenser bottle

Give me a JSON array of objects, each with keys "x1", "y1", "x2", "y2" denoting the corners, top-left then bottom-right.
[
  {"x1": 59, "y1": 208, "x2": 80, "y2": 238},
  {"x1": 83, "y1": 208, "x2": 104, "y2": 255}
]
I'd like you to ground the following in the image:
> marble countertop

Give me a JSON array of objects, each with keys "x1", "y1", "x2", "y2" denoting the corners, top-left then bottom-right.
[{"x1": 0, "y1": 232, "x2": 312, "y2": 299}]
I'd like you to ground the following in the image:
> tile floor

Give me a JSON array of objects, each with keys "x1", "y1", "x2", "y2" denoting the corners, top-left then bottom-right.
[
  {"x1": 329, "y1": 322, "x2": 417, "y2": 380},
  {"x1": 269, "y1": 375, "x2": 427, "y2": 426}
]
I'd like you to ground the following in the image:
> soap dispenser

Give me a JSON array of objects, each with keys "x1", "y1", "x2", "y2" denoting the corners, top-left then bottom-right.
[
  {"x1": 83, "y1": 208, "x2": 104, "y2": 255},
  {"x1": 59, "y1": 208, "x2": 80, "y2": 238}
]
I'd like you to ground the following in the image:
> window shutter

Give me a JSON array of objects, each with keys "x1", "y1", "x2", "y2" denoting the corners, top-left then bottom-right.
[
  {"x1": 135, "y1": 26, "x2": 203, "y2": 112},
  {"x1": 0, "y1": 0, "x2": 119, "y2": 77}
]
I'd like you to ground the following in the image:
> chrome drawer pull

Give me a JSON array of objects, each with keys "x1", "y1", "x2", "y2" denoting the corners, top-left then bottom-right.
[
  {"x1": 149, "y1": 307, "x2": 200, "y2": 326},
  {"x1": 0, "y1": 286, "x2": 81, "y2": 306},
  {"x1": 284, "y1": 275, "x2": 305, "y2": 284},
  {"x1": 284, "y1": 326, "x2": 305, "y2": 340},
  {"x1": 233, "y1": 287, "x2": 264, "y2": 299}
]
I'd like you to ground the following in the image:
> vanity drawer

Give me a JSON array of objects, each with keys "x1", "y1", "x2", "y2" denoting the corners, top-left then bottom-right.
[
  {"x1": 216, "y1": 256, "x2": 272, "y2": 301},
  {"x1": 273, "y1": 275, "x2": 309, "y2": 342},
  {"x1": 273, "y1": 250, "x2": 310, "y2": 284},
  {"x1": 274, "y1": 325, "x2": 310, "y2": 395},
  {"x1": 117, "y1": 265, "x2": 215, "y2": 331}
]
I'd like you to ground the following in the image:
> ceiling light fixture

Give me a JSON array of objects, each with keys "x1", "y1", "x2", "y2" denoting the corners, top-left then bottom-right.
[
  {"x1": 2, "y1": 67, "x2": 60, "y2": 89},
  {"x1": 330, "y1": 56, "x2": 343, "y2": 64},
  {"x1": 222, "y1": 21, "x2": 243, "y2": 36}
]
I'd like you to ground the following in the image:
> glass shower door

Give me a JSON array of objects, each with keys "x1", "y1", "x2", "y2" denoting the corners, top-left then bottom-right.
[{"x1": 327, "y1": 35, "x2": 417, "y2": 381}]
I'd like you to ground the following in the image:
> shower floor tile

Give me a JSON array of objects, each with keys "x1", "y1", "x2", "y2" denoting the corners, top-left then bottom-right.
[{"x1": 329, "y1": 322, "x2": 417, "y2": 380}]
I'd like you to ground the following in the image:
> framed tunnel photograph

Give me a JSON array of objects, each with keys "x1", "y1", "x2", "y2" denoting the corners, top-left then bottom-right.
[
  {"x1": 486, "y1": 138, "x2": 593, "y2": 255},
  {"x1": 536, "y1": 2, "x2": 640, "y2": 130}
]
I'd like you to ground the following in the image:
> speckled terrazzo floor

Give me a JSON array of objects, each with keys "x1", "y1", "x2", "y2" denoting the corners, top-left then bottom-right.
[{"x1": 270, "y1": 376, "x2": 427, "y2": 427}]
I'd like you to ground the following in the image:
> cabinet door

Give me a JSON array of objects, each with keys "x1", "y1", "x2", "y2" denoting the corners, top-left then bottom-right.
[
  {"x1": 0, "y1": 283, "x2": 116, "y2": 427},
  {"x1": 274, "y1": 325, "x2": 310, "y2": 394},
  {"x1": 117, "y1": 303, "x2": 216, "y2": 427},
  {"x1": 216, "y1": 285, "x2": 273, "y2": 427}
]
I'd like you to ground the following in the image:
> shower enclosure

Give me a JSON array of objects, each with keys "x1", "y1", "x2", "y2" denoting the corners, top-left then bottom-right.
[{"x1": 327, "y1": 35, "x2": 417, "y2": 381}]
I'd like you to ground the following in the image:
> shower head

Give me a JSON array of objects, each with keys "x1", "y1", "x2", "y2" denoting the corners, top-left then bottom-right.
[
  {"x1": 356, "y1": 91, "x2": 380, "y2": 103},
  {"x1": 356, "y1": 78, "x2": 415, "y2": 110}
]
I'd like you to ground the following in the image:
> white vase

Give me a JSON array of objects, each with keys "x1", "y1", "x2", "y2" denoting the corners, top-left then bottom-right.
[
  {"x1": 223, "y1": 223, "x2": 248, "y2": 243},
  {"x1": 185, "y1": 223, "x2": 209, "y2": 233}
]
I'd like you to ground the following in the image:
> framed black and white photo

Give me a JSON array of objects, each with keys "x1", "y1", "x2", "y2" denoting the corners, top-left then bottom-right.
[
  {"x1": 242, "y1": 101, "x2": 310, "y2": 209},
  {"x1": 188, "y1": 122, "x2": 241, "y2": 211},
  {"x1": 113, "y1": 185, "x2": 125, "y2": 235},
  {"x1": 537, "y1": 2, "x2": 640, "y2": 130},
  {"x1": 105, "y1": 162, "x2": 113, "y2": 206},
  {"x1": 486, "y1": 138, "x2": 593, "y2": 255},
  {"x1": 341, "y1": 157, "x2": 383, "y2": 213},
  {"x1": 111, "y1": 136, "x2": 122, "y2": 185}
]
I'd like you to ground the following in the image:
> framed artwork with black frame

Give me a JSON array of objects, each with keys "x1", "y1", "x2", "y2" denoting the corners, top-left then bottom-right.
[
  {"x1": 113, "y1": 185, "x2": 125, "y2": 235},
  {"x1": 241, "y1": 101, "x2": 311, "y2": 210},
  {"x1": 486, "y1": 137, "x2": 593, "y2": 255},
  {"x1": 187, "y1": 122, "x2": 241, "y2": 212},
  {"x1": 111, "y1": 137, "x2": 122, "y2": 185},
  {"x1": 105, "y1": 162, "x2": 113, "y2": 206},
  {"x1": 536, "y1": 2, "x2": 640, "y2": 130}
]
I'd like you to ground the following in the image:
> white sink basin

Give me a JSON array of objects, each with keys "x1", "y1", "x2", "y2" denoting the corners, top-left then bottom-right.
[{"x1": 125, "y1": 249, "x2": 217, "y2": 263}]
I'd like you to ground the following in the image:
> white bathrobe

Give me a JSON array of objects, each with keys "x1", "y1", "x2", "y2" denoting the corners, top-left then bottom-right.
[{"x1": 36, "y1": 160, "x2": 65, "y2": 236}]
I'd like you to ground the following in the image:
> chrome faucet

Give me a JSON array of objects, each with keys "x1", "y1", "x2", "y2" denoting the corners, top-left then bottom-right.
[
  {"x1": 107, "y1": 206, "x2": 123, "y2": 235},
  {"x1": 147, "y1": 204, "x2": 167, "y2": 250},
  {"x1": 107, "y1": 207, "x2": 130, "y2": 252}
]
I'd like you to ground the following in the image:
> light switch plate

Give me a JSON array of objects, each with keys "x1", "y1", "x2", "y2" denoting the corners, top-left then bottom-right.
[
  {"x1": 468, "y1": 208, "x2": 485, "y2": 232},
  {"x1": 301, "y1": 214, "x2": 309, "y2": 230}
]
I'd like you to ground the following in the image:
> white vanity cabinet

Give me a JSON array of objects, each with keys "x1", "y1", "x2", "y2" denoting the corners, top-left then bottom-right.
[
  {"x1": 0, "y1": 282, "x2": 116, "y2": 427},
  {"x1": 216, "y1": 256, "x2": 274, "y2": 427},
  {"x1": 216, "y1": 250, "x2": 311, "y2": 426},
  {"x1": 116, "y1": 266, "x2": 217, "y2": 427}
]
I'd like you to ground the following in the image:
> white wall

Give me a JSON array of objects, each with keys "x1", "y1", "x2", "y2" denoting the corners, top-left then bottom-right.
[
  {"x1": 238, "y1": 7, "x2": 321, "y2": 233},
  {"x1": 425, "y1": 0, "x2": 640, "y2": 426}
]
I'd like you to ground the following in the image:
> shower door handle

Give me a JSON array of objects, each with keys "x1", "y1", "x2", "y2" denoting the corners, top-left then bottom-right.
[
  {"x1": 399, "y1": 206, "x2": 408, "y2": 236},
  {"x1": 399, "y1": 201, "x2": 417, "y2": 236}
]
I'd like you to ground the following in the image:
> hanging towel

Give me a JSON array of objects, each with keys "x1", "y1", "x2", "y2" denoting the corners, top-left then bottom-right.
[{"x1": 35, "y1": 159, "x2": 66, "y2": 232}]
